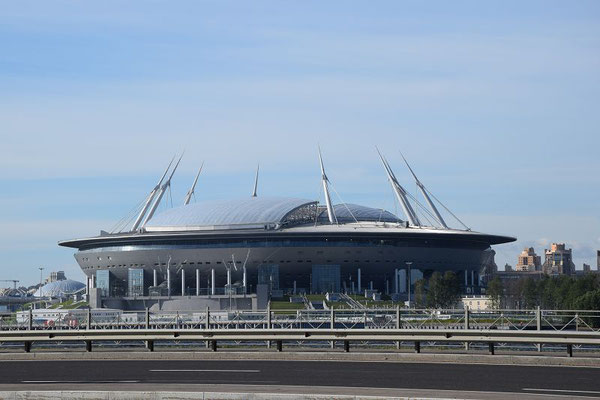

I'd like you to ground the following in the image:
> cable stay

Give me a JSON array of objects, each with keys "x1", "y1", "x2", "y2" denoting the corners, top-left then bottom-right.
[
  {"x1": 376, "y1": 148, "x2": 420, "y2": 226},
  {"x1": 131, "y1": 156, "x2": 176, "y2": 232},
  {"x1": 184, "y1": 162, "x2": 203, "y2": 205},
  {"x1": 423, "y1": 187, "x2": 471, "y2": 231},
  {"x1": 328, "y1": 180, "x2": 360, "y2": 225},
  {"x1": 400, "y1": 152, "x2": 448, "y2": 229},
  {"x1": 141, "y1": 153, "x2": 184, "y2": 228},
  {"x1": 318, "y1": 147, "x2": 338, "y2": 225},
  {"x1": 252, "y1": 163, "x2": 259, "y2": 197}
]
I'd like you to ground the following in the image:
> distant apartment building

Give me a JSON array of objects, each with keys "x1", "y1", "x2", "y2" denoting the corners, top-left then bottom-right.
[
  {"x1": 543, "y1": 243, "x2": 575, "y2": 275},
  {"x1": 44, "y1": 271, "x2": 66, "y2": 284},
  {"x1": 583, "y1": 263, "x2": 591, "y2": 273},
  {"x1": 515, "y1": 247, "x2": 541, "y2": 272}
]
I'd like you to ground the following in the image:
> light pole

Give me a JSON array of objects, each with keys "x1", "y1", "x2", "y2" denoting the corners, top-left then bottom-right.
[
  {"x1": 38, "y1": 267, "x2": 44, "y2": 297},
  {"x1": 405, "y1": 261, "x2": 413, "y2": 307}
]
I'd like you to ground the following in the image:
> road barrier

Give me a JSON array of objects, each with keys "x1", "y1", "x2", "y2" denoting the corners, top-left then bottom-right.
[
  {"x1": 0, "y1": 327, "x2": 598, "y2": 356},
  {"x1": 1, "y1": 307, "x2": 599, "y2": 356}
]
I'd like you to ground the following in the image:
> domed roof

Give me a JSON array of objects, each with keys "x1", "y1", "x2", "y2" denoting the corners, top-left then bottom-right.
[
  {"x1": 34, "y1": 279, "x2": 85, "y2": 298},
  {"x1": 319, "y1": 203, "x2": 402, "y2": 224},
  {"x1": 145, "y1": 196, "x2": 317, "y2": 231}
]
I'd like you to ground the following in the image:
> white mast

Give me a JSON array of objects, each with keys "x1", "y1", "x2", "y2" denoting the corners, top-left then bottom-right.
[
  {"x1": 183, "y1": 162, "x2": 203, "y2": 205},
  {"x1": 376, "y1": 149, "x2": 420, "y2": 226},
  {"x1": 252, "y1": 163, "x2": 259, "y2": 197},
  {"x1": 400, "y1": 153, "x2": 448, "y2": 229},
  {"x1": 318, "y1": 147, "x2": 337, "y2": 224},
  {"x1": 131, "y1": 156, "x2": 175, "y2": 232},
  {"x1": 141, "y1": 154, "x2": 183, "y2": 227}
]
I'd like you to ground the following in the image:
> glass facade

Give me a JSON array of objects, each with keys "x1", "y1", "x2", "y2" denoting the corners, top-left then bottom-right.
[
  {"x1": 258, "y1": 264, "x2": 279, "y2": 290},
  {"x1": 311, "y1": 265, "x2": 340, "y2": 293},
  {"x1": 128, "y1": 268, "x2": 145, "y2": 297},
  {"x1": 96, "y1": 270, "x2": 111, "y2": 297}
]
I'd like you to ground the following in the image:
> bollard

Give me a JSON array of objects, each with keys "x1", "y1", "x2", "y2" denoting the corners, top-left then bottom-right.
[
  {"x1": 28, "y1": 309, "x2": 32, "y2": 330},
  {"x1": 344, "y1": 340, "x2": 350, "y2": 353},
  {"x1": 567, "y1": 344, "x2": 573, "y2": 358},
  {"x1": 414, "y1": 341, "x2": 421, "y2": 353},
  {"x1": 488, "y1": 342, "x2": 495, "y2": 355},
  {"x1": 24, "y1": 341, "x2": 31, "y2": 353},
  {"x1": 85, "y1": 340, "x2": 92, "y2": 352},
  {"x1": 211, "y1": 340, "x2": 217, "y2": 352},
  {"x1": 276, "y1": 340, "x2": 283, "y2": 352},
  {"x1": 205, "y1": 307, "x2": 210, "y2": 330},
  {"x1": 146, "y1": 340, "x2": 154, "y2": 352},
  {"x1": 145, "y1": 308, "x2": 150, "y2": 329}
]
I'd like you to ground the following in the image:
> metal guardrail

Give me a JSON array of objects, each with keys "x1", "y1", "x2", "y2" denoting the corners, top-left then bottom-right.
[
  {"x1": 0, "y1": 307, "x2": 599, "y2": 356},
  {"x1": 0, "y1": 327, "x2": 598, "y2": 356}
]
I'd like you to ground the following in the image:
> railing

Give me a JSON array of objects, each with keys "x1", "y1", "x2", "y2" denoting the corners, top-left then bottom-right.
[
  {"x1": 3, "y1": 307, "x2": 600, "y2": 331},
  {"x1": 1, "y1": 308, "x2": 599, "y2": 356}
]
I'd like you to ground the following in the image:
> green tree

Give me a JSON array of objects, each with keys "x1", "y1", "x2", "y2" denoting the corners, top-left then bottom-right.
[
  {"x1": 486, "y1": 276, "x2": 503, "y2": 309},
  {"x1": 413, "y1": 279, "x2": 426, "y2": 308},
  {"x1": 426, "y1": 272, "x2": 444, "y2": 308},
  {"x1": 442, "y1": 271, "x2": 461, "y2": 308},
  {"x1": 521, "y1": 277, "x2": 539, "y2": 309},
  {"x1": 573, "y1": 289, "x2": 600, "y2": 328}
]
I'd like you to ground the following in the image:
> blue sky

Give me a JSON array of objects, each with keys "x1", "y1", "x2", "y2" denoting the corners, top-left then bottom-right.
[{"x1": 1, "y1": 1, "x2": 599, "y2": 285}]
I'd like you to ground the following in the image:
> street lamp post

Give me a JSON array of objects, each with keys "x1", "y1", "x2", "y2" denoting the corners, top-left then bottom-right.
[
  {"x1": 405, "y1": 262, "x2": 413, "y2": 307},
  {"x1": 38, "y1": 267, "x2": 44, "y2": 298}
]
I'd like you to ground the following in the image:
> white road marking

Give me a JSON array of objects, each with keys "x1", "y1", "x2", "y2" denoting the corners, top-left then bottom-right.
[
  {"x1": 21, "y1": 380, "x2": 140, "y2": 383},
  {"x1": 149, "y1": 369, "x2": 260, "y2": 373},
  {"x1": 523, "y1": 388, "x2": 600, "y2": 395}
]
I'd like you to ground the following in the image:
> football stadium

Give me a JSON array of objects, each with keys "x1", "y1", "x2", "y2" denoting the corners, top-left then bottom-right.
[{"x1": 59, "y1": 151, "x2": 515, "y2": 310}]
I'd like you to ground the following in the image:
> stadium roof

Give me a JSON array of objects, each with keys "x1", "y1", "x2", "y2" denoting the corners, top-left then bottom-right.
[
  {"x1": 318, "y1": 204, "x2": 402, "y2": 224},
  {"x1": 33, "y1": 279, "x2": 86, "y2": 298},
  {"x1": 145, "y1": 196, "x2": 317, "y2": 231}
]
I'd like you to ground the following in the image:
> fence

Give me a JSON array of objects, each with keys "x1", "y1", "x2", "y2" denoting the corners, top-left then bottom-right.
[{"x1": 1, "y1": 307, "x2": 599, "y2": 356}]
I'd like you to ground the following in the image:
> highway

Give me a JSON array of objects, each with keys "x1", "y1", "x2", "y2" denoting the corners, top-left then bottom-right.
[{"x1": 0, "y1": 359, "x2": 599, "y2": 398}]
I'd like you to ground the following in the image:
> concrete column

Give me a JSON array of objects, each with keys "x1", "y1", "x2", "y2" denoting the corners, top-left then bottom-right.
[
  {"x1": 196, "y1": 269, "x2": 200, "y2": 296},
  {"x1": 86, "y1": 277, "x2": 90, "y2": 296},
  {"x1": 351, "y1": 281, "x2": 355, "y2": 294},
  {"x1": 394, "y1": 268, "x2": 398, "y2": 294},
  {"x1": 471, "y1": 270, "x2": 475, "y2": 287},
  {"x1": 385, "y1": 279, "x2": 389, "y2": 295},
  {"x1": 211, "y1": 269, "x2": 215, "y2": 295},
  {"x1": 369, "y1": 281, "x2": 373, "y2": 290},
  {"x1": 243, "y1": 266, "x2": 247, "y2": 293},
  {"x1": 293, "y1": 280, "x2": 297, "y2": 295},
  {"x1": 464, "y1": 270, "x2": 468, "y2": 287},
  {"x1": 153, "y1": 269, "x2": 157, "y2": 287},
  {"x1": 181, "y1": 269, "x2": 185, "y2": 296},
  {"x1": 167, "y1": 268, "x2": 171, "y2": 296},
  {"x1": 226, "y1": 268, "x2": 231, "y2": 295},
  {"x1": 357, "y1": 268, "x2": 361, "y2": 294}
]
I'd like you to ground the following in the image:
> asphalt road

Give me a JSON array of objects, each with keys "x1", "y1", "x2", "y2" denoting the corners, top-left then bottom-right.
[{"x1": 1, "y1": 359, "x2": 599, "y2": 398}]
